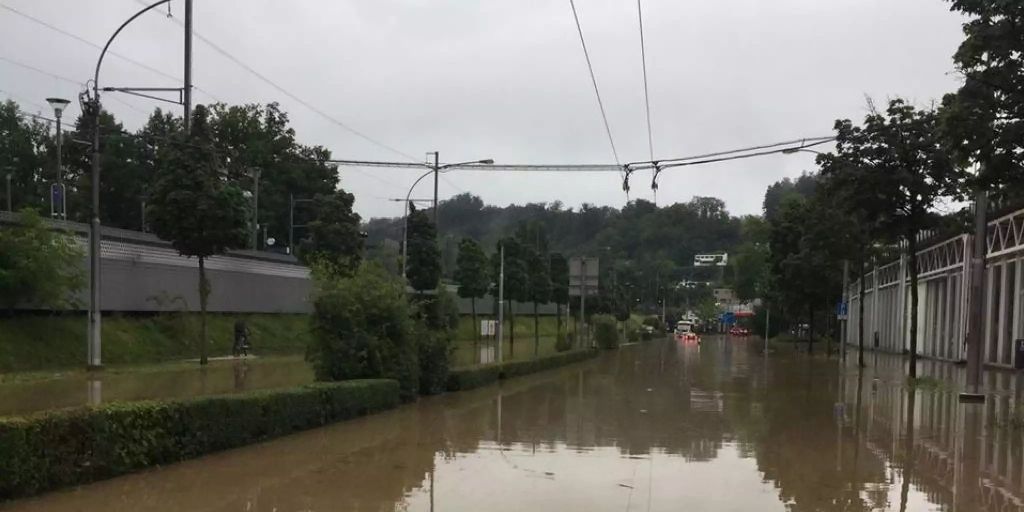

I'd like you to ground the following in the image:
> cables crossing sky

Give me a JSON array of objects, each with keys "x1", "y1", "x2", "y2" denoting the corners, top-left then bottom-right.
[{"x1": 568, "y1": 0, "x2": 621, "y2": 171}]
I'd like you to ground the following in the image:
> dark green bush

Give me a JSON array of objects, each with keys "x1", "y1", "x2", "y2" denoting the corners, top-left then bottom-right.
[
  {"x1": 502, "y1": 349, "x2": 598, "y2": 379},
  {"x1": 309, "y1": 262, "x2": 419, "y2": 399},
  {"x1": 446, "y1": 363, "x2": 502, "y2": 391},
  {"x1": 593, "y1": 314, "x2": 619, "y2": 349},
  {"x1": 0, "y1": 379, "x2": 399, "y2": 500},
  {"x1": 417, "y1": 326, "x2": 452, "y2": 395},
  {"x1": 446, "y1": 349, "x2": 598, "y2": 392}
]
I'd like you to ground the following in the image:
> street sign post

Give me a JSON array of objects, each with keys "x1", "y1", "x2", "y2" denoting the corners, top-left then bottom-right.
[
  {"x1": 835, "y1": 301, "x2": 848, "y2": 320},
  {"x1": 569, "y1": 257, "x2": 599, "y2": 348}
]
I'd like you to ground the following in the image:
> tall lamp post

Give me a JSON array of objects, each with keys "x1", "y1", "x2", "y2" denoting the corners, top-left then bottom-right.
[
  {"x1": 402, "y1": 157, "x2": 493, "y2": 279},
  {"x1": 83, "y1": 0, "x2": 192, "y2": 370},
  {"x1": 46, "y1": 97, "x2": 70, "y2": 220}
]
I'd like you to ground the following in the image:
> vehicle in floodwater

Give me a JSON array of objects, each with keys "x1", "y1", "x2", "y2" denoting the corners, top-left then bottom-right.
[{"x1": 675, "y1": 320, "x2": 700, "y2": 343}]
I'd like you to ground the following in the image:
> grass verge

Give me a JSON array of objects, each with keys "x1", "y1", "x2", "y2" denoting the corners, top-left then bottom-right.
[{"x1": 0, "y1": 313, "x2": 312, "y2": 373}]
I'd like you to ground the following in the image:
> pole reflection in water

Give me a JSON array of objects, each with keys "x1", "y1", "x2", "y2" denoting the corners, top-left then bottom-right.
[
  {"x1": 86, "y1": 378, "x2": 102, "y2": 406},
  {"x1": 9, "y1": 340, "x2": 1024, "y2": 511}
]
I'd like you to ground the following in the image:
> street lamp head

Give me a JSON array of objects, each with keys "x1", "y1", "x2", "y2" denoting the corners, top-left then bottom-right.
[
  {"x1": 478, "y1": 159, "x2": 495, "y2": 165},
  {"x1": 46, "y1": 97, "x2": 71, "y2": 117},
  {"x1": 780, "y1": 148, "x2": 799, "y2": 155}
]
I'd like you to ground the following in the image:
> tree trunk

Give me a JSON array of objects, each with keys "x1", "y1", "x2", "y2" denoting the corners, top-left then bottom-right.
[
  {"x1": 807, "y1": 304, "x2": 814, "y2": 354},
  {"x1": 471, "y1": 297, "x2": 478, "y2": 358},
  {"x1": 858, "y1": 259, "x2": 866, "y2": 368},
  {"x1": 556, "y1": 302, "x2": 562, "y2": 345},
  {"x1": 907, "y1": 233, "x2": 919, "y2": 379},
  {"x1": 198, "y1": 256, "x2": 210, "y2": 366},
  {"x1": 534, "y1": 301, "x2": 539, "y2": 357}
]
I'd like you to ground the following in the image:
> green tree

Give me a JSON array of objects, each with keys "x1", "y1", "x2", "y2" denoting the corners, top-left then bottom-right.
[
  {"x1": 206, "y1": 103, "x2": 339, "y2": 247},
  {"x1": 549, "y1": 253, "x2": 570, "y2": 342},
  {"x1": 309, "y1": 261, "x2": 419, "y2": 399},
  {"x1": 0, "y1": 209, "x2": 84, "y2": 311},
  {"x1": 942, "y1": 0, "x2": 1024, "y2": 199},
  {"x1": 299, "y1": 189, "x2": 363, "y2": 274},
  {"x1": 827, "y1": 100, "x2": 963, "y2": 376},
  {"x1": 454, "y1": 237, "x2": 490, "y2": 346},
  {"x1": 0, "y1": 101, "x2": 52, "y2": 214},
  {"x1": 406, "y1": 203, "x2": 441, "y2": 293},
  {"x1": 525, "y1": 247, "x2": 551, "y2": 356},
  {"x1": 819, "y1": 142, "x2": 885, "y2": 367},
  {"x1": 146, "y1": 105, "x2": 250, "y2": 365}
]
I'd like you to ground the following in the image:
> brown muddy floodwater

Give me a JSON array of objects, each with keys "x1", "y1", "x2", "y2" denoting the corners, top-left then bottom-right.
[{"x1": 3, "y1": 337, "x2": 1023, "y2": 511}]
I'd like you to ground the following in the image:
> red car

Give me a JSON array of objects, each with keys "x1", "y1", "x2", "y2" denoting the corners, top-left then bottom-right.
[
  {"x1": 729, "y1": 326, "x2": 750, "y2": 336},
  {"x1": 677, "y1": 332, "x2": 701, "y2": 344}
]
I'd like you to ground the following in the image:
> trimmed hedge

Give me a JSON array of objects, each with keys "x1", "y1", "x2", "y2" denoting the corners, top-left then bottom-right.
[
  {"x1": 446, "y1": 349, "x2": 598, "y2": 392},
  {"x1": 0, "y1": 379, "x2": 399, "y2": 500}
]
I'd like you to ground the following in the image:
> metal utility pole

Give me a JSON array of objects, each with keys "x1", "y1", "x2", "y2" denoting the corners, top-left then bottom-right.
[
  {"x1": 4, "y1": 173, "x2": 10, "y2": 212},
  {"x1": 580, "y1": 259, "x2": 588, "y2": 348},
  {"x1": 87, "y1": 91, "x2": 102, "y2": 370},
  {"x1": 47, "y1": 97, "x2": 70, "y2": 219},
  {"x1": 431, "y1": 151, "x2": 440, "y2": 227},
  {"x1": 497, "y1": 243, "x2": 505, "y2": 364},
  {"x1": 87, "y1": 0, "x2": 184, "y2": 371},
  {"x1": 962, "y1": 191, "x2": 988, "y2": 402},
  {"x1": 182, "y1": 0, "x2": 193, "y2": 133},
  {"x1": 841, "y1": 259, "x2": 849, "y2": 362},
  {"x1": 251, "y1": 168, "x2": 260, "y2": 250},
  {"x1": 764, "y1": 303, "x2": 770, "y2": 354}
]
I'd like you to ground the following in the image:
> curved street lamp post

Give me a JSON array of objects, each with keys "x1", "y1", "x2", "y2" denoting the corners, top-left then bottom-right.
[
  {"x1": 83, "y1": 0, "x2": 192, "y2": 370},
  {"x1": 402, "y1": 156, "x2": 493, "y2": 279}
]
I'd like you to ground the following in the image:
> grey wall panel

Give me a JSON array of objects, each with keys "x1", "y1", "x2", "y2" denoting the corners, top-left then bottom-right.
[{"x1": 96, "y1": 259, "x2": 312, "y2": 313}]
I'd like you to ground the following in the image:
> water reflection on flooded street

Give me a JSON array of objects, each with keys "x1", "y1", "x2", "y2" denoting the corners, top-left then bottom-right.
[{"x1": 5, "y1": 338, "x2": 1024, "y2": 511}]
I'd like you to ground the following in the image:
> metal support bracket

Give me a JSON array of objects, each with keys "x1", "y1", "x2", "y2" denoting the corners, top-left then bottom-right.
[{"x1": 102, "y1": 86, "x2": 184, "y2": 105}]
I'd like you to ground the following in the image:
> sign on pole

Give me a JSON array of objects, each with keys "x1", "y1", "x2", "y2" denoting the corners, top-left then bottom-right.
[
  {"x1": 836, "y1": 301, "x2": 848, "y2": 320},
  {"x1": 568, "y1": 256, "x2": 599, "y2": 296},
  {"x1": 694, "y1": 253, "x2": 729, "y2": 267}
]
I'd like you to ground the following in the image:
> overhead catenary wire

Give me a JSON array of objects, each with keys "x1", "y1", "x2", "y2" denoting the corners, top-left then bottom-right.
[
  {"x1": 568, "y1": 0, "x2": 621, "y2": 171},
  {"x1": 139, "y1": 0, "x2": 418, "y2": 162},
  {"x1": 635, "y1": 0, "x2": 657, "y2": 202},
  {"x1": 0, "y1": 56, "x2": 150, "y2": 117},
  {"x1": 637, "y1": 0, "x2": 654, "y2": 164},
  {"x1": 0, "y1": 2, "x2": 221, "y2": 102}
]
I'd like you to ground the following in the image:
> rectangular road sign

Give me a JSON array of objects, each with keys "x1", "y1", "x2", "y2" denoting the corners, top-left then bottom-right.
[{"x1": 569, "y1": 256, "x2": 599, "y2": 297}]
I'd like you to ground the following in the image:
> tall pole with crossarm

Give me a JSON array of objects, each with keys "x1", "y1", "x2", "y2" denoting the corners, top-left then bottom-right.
[{"x1": 84, "y1": 0, "x2": 190, "y2": 370}]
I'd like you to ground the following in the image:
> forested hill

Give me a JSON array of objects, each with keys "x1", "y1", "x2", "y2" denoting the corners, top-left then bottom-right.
[{"x1": 365, "y1": 193, "x2": 748, "y2": 282}]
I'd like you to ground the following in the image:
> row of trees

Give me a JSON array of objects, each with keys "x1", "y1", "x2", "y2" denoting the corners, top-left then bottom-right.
[
  {"x1": 368, "y1": 194, "x2": 747, "y2": 318},
  {"x1": 2, "y1": 100, "x2": 349, "y2": 255},
  {"x1": 763, "y1": 0, "x2": 1024, "y2": 376}
]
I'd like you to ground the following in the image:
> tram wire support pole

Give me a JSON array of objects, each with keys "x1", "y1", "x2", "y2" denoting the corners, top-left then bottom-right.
[
  {"x1": 961, "y1": 190, "x2": 987, "y2": 403},
  {"x1": 87, "y1": 0, "x2": 186, "y2": 370}
]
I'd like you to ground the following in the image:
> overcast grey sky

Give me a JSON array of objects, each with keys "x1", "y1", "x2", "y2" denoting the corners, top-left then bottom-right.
[{"x1": 1, "y1": 0, "x2": 966, "y2": 220}]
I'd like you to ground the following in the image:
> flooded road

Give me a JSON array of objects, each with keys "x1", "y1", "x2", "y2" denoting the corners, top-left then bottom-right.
[{"x1": 3, "y1": 337, "x2": 1023, "y2": 511}]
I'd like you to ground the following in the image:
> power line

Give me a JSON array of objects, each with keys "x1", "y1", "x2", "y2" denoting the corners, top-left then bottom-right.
[
  {"x1": 568, "y1": 0, "x2": 621, "y2": 168},
  {"x1": 0, "y1": 2, "x2": 222, "y2": 102},
  {"x1": 637, "y1": 0, "x2": 654, "y2": 164},
  {"x1": 139, "y1": 0, "x2": 417, "y2": 162},
  {"x1": 0, "y1": 56, "x2": 150, "y2": 117},
  {"x1": 636, "y1": 0, "x2": 657, "y2": 203}
]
